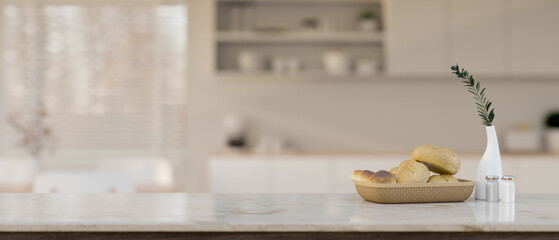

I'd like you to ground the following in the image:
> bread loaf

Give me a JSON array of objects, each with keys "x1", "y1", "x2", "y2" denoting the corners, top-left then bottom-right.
[
  {"x1": 370, "y1": 170, "x2": 396, "y2": 183},
  {"x1": 411, "y1": 145, "x2": 461, "y2": 175},
  {"x1": 397, "y1": 160, "x2": 430, "y2": 183},
  {"x1": 427, "y1": 174, "x2": 460, "y2": 183},
  {"x1": 390, "y1": 167, "x2": 399, "y2": 181},
  {"x1": 351, "y1": 170, "x2": 375, "y2": 182}
]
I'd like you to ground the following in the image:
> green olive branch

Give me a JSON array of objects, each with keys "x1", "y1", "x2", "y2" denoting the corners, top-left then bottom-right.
[{"x1": 451, "y1": 64, "x2": 495, "y2": 126}]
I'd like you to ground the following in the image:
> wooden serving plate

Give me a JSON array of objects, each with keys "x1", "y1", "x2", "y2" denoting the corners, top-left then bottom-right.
[{"x1": 353, "y1": 179, "x2": 474, "y2": 204}]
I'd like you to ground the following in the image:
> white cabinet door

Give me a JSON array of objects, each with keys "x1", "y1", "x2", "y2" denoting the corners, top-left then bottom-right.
[
  {"x1": 385, "y1": 0, "x2": 447, "y2": 75},
  {"x1": 508, "y1": 158, "x2": 559, "y2": 194},
  {"x1": 272, "y1": 160, "x2": 330, "y2": 193},
  {"x1": 208, "y1": 159, "x2": 269, "y2": 193},
  {"x1": 509, "y1": 0, "x2": 559, "y2": 75},
  {"x1": 450, "y1": 0, "x2": 505, "y2": 74}
]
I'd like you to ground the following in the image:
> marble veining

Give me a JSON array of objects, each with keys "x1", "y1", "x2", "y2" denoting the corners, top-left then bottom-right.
[{"x1": 0, "y1": 194, "x2": 558, "y2": 232}]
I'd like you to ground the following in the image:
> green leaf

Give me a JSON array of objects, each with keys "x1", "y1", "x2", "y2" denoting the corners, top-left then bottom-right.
[
  {"x1": 479, "y1": 114, "x2": 489, "y2": 123},
  {"x1": 475, "y1": 102, "x2": 484, "y2": 109},
  {"x1": 476, "y1": 82, "x2": 480, "y2": 90},
  {"x1": 485, "y1": 102, "x2": 492, "y2": 111}
]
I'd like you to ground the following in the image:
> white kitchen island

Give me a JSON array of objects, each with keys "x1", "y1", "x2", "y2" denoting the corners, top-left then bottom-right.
[{"x1": 0, "y1": 194, "x2": 558, "y2": 239}]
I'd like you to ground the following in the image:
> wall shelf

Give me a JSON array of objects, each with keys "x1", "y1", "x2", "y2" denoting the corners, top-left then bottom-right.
[
  {"x1": 215, "y1": 70, "x2": 382, "y2": 81},
  {"x1": 215, "y1": 0, "x2": 384, "y2": 77},
  {"x1": 214, "y1": 71, "x2": 559, "y2": 82},
  {"x1": 217, "y1": 0, "x2": 380, "y2": 3},
  {"x1": 217, "y1": 31, "x2": 383, "y2": 43}
]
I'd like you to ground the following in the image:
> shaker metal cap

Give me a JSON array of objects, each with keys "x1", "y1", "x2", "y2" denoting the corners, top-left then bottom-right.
[
  {"x1": 486, "y1": 175, "x2": 499, "y2": 180},
  {"x1": 502, "y1": 175, "x2": 515, "y2": 180}
]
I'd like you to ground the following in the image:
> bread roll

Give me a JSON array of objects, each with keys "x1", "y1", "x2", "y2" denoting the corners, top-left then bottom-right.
[
  {"x1": 427, "y1": 174, "x2": 460, "y2": 183},
  {"x1": 442, "y1": 174, "x2": 459, "y2": 183},
  {"x1": 390, "y1": 167, "x2": 399, "y2": 181},
  {"x1": 397, "y1": 160, "x2": 430, "y2": 183},
  {"x1": 411, "y1": 145, "x2": 461, "y2": 175},
  {"x1": 359, "y1": 170, "x2": 375, "y2": 182},
  {"x1": 350, "y1": 170, "x2": 364, "y2": 181},
  {"x1": 351, "y1": 170, "x2": 375, "y2": 182},
  {"x1": 370, "y1": 170, "x2": 396, "y2": 183}
]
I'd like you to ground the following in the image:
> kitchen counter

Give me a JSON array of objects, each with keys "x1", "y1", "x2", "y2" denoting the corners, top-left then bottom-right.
[{"x1": 1, "y1": 194, "x2": 558, "y2": 239}]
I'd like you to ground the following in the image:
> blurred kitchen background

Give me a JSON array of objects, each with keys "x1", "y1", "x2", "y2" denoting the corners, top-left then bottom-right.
[{"x1": 0, "y1": 0, "x2": 558, "y2": 194}]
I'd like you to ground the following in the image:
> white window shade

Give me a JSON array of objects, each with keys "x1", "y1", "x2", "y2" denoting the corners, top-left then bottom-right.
[{"x1": 0, "y1": 0, "x2": 188, "y2": 163}]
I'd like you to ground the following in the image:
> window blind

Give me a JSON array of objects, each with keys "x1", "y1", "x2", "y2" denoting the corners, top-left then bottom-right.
[{"x1": 0, "y1": 0, "x2": 187, "y2": 162}]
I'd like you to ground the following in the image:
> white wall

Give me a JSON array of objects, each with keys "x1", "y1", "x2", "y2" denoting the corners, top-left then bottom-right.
[{"x1": 182, "y1": 0, "x2": 559, "y2": 192}]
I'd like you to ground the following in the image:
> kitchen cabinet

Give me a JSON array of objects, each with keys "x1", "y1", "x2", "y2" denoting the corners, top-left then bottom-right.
[
  {"x1": 509, "y1": 0, "x2": 559, "y2": 75},
  {"x1": 449, "y1": 0, "x2": 506, "y2": 74},
  {"x1": 272, "y1": 160, "x2": 329, "y2": 193},
  {"x1": 208, "y1": 159, "x2": 270, "y2": 193},
  {"x1": 385, "y1": 0, "x2": 447, "y2": 75},
  {"x1": 507, "y1": 157, "x2": 559, "y2": 193},
  {"x1": 209, "y1": 153, "x2": 559, "y2": 194}
]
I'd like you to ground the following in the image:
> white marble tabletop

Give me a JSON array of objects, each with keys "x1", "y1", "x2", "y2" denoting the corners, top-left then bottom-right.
[{"x1": 0, "y1": 193, "x2": 558, "y2": 232}]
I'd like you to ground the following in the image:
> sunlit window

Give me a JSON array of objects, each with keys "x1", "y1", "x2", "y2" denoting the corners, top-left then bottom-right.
[{"x1": 0, "y1": 0, "x2": 188, "y2": 164}]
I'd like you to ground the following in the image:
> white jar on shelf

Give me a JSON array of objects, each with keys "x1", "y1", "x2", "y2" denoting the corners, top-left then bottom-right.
[
  {"x1": 238, "y1": 50, "x2": 265, "y2": 72},
  {"x1": 323, "y1": 50, "x2": 351, "y2": 75},
  {"x1": 357, "y1": 19, "x2": 379, "y2": 32}
]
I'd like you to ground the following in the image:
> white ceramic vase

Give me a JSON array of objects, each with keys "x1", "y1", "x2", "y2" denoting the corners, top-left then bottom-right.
[
  {"x1": 30, "y1": 155, "x2": 44, "y2": 181},
  {"x1": 475, "y1": 125, "x2": 503, "y2": 200},
  {"x1": 357, "y1": 19, "x2": 378, "y2": 32}
]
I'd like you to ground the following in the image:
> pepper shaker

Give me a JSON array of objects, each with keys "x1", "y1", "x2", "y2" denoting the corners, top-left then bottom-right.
[{"x1": 486, "y1": 175, "x2": 500, "y2": 202}]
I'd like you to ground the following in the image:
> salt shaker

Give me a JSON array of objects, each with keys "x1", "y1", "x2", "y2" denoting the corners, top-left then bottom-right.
[
  {"x1": 486, "y1": 175, "x2": 500, "y2": 202},
  {"x1": 501, "y1": 175, "x2": 515, "y2": 203}
]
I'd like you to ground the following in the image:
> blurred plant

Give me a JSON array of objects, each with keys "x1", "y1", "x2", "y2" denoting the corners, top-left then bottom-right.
[
  {"x1": 359, "y1": 10, "x2": 377, "y2": 20},
  {"x1": 451, "y1": 64, "x2": 495, "y2": 126},
  {"x1": 546, "y1": 112, "x2": 559, "y2": 128},
  {"x1": 7, "y1": 100, "x2": 55, "y2": 159}
]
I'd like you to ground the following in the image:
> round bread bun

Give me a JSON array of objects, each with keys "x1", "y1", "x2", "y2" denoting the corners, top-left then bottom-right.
[
  {"x1": 370, "y1": 170, "x2": 396, "y2": 183},
  {"x1": 390, "y1": 167, "x2": 399, "y2": 181},
  {"x1": 350, "y1": 170, "x2": 364, "y2": 181},
  {"x1": 411, "y1": 145, "x2": 461, "y2": 175},
  {"x1": 427, "y1": 174, "x2": 460, "y2": 183},
  {"x1": 397, "y1": 160, "x2": 430, "y2": 183},
  {"x1": 351, "y1": 170, "x2": 375, "y2": 182}
]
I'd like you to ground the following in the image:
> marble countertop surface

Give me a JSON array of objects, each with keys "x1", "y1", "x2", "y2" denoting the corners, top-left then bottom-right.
[{"x1": 0, "y1": 193, "x2": 558, "y2": 232}]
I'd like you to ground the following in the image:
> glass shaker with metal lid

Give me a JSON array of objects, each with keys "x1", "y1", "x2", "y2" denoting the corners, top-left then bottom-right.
[
  {"x1": 501, "y1": 175, "x2": 515, "y2": 203},
  {"x1": 486, "y1": 175, "x2": 500, "y2": 202}
]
